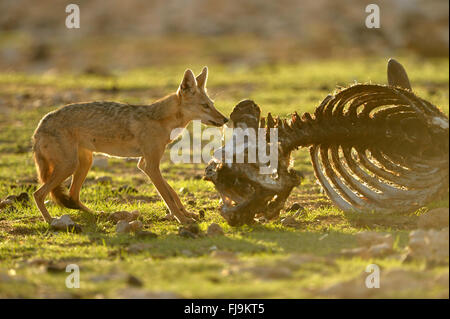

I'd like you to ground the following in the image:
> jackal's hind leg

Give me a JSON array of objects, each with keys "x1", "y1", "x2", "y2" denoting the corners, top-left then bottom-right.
[
  {"x1": 69, "y1": 148, "x2": 94, "y2": 213},
  {"x1": 34, "y1": 162, "x2": 77, "y2": 224}
]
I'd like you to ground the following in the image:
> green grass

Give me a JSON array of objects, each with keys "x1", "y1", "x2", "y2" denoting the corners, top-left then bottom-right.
[{"x1": 0, "y1": 56, "x2": 448, "y2": 298}]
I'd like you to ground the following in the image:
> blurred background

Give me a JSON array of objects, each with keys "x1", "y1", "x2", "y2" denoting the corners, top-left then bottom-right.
[{"x1": 0, "y1": 0, "x2": 448, "y2": 73}]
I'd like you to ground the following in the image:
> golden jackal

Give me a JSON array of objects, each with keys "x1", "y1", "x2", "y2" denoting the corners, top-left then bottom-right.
[{"x1": 32, "y1": 67, "x2": 228, "y2": 225}]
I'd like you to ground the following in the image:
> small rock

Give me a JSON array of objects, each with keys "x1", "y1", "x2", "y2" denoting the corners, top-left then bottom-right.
[
  {"x1": 129, "y1": 220, "x2": 143, "y2": 232},
  {"x1": 418, "y1": 208, "x2": 449, "y2": 229},
  {"x1": 116, "y1": 220, "x2": 143, "y2": 234},
  {"x1": 178, "y1": 227, "x2": 197, "y2": 238},
  {"x1": 0, "y1": 199, "x2": 13, "y2": 209},
  {"x1": 5, "y1": 192, "x2": 29, "y2": 204},
  {"x1": 367, "y1": 242, "x2": 394, "y2": 257},
  {"x1": 109, "y1": 210, "x2": 140, "y2": 222},
  {"x1": 405, "y1": 227, "x2": 449, "y2": 262},
  {"x1": 50, "y1": 215, "x2": 81, "y2": 233},
  {"x1": 281, "y1": 216, "x2": 300, "y2": 228},
  {"x1": 127, "y1": 274, "x2": 143, "y2": 287},
  {"x1": 186, "y1": 223, "x2": 201, "y2": 234},
  {"x1": 116, "y1": 220, "x2": 132, "y2": 234},
  {"x1": 207, "y1": 223, "x2": 224, "y2": 236}
]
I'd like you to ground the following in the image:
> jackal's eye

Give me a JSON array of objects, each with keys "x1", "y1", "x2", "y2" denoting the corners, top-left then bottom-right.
[{"x1": 202, "y1": 103, "x2": 210, "y2": 109}]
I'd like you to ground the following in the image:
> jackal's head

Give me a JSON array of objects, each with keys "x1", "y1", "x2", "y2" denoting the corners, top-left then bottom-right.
[{"x1": 177, "y1": 67, "x2": 228, "y2": 126}]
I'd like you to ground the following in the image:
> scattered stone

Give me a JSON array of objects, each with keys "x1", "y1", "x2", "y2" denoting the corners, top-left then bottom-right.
[
  {"x1": 129, "y1": 220, "x2": 143, "y2": 232},
  {"x1": 185, "y1": 223, "x2": 201, "y2": 235},
  {"x1": 207, "y1": 223, "x2": 224, "y2": 236},
  {"x1": 404, "y1": 227, "x2": 449, "y2": 262},
  {"x1": 95, "y1": 176, "x2": 113, "y2": 184},
  {"x1": 367, "y1": 242, "x2": 394, "y2": 257},
  {"x1": 116, "y1": 220, "x2": 143, "y2": 234},
  {"x1": 281, "y1": 216, "x2": 300, "y2": 228},
  {"x1": 109, "y1": 210, "x2": 140, "y2": 222},
  {"x1": 116, "y1": 220, "x2": 131, "y2": 234},
  {"x1": 5, "y1": 192, "x2": 30, "y2": 204},
  {"x1": 0, "y1": 199, "x2": 13, "y2": 210},
  {"x1": 127, "y1": 274, "x2": 143, "y2": 287},
  {"x1": 178, "y1": 227, "x2": 198, "y2": 239},
  {"x1": 50, "y1": 215, "x2": 81, "y2": 233},
  {"x1": 417, "y1": 208, "x2": 449, "y2": 229}
]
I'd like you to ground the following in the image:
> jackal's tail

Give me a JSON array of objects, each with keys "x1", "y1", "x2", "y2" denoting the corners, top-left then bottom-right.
[{"x1": 32, "y1": 140, "x2": 81, "y2": 210}]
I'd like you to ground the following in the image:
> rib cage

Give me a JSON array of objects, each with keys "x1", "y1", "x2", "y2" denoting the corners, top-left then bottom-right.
[{"x1": 269, "y1": 84, "x2": 449, "y2": 213}]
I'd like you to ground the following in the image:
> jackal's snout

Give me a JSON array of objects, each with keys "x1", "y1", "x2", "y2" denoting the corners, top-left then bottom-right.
[{"x1": 208, "y1": 114, "x2": 228, "y2": 127}]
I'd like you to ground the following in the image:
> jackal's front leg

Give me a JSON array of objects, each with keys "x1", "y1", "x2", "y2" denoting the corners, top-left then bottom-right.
[{"x1": 138, "y1": 157, "x2": 194, "y2": 224}]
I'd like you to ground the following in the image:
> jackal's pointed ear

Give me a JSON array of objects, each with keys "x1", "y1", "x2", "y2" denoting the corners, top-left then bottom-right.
[
  {"x1": 196, "y1": 66, "x2": 208, "y2": 89},
  {"x1": 179, "y1": 69, "x2": 197, "y2": 93},
  {"x1": 387, "y1": 58, "x2": 412, "y2": 90}
]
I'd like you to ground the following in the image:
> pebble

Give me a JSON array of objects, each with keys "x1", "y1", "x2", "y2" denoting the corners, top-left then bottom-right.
[
  {"x1": 207, "y1": 223, "x2": 224, "y2": 236},
  {"x1": 116, "y1": 220, "x2": 143, "y2": 234},
  {"x1": 50, "y1": 215, "x2": 82, "y2": 233},
  {"x1": 281, "y1": 216, "x2": 300, "y2": 228},
  {"x1": 109, "y1": 210, "x2": 140, "y2": 222}
]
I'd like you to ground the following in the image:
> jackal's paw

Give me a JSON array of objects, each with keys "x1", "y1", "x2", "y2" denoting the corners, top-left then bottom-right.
[{"x1": 50, "y1": 215, "x2": 82, "y2": 233}]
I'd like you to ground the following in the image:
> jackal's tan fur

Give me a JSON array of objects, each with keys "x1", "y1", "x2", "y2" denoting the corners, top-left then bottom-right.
[{"x1": 32, "y1": 67, "x2": 228, "y2": 224}]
